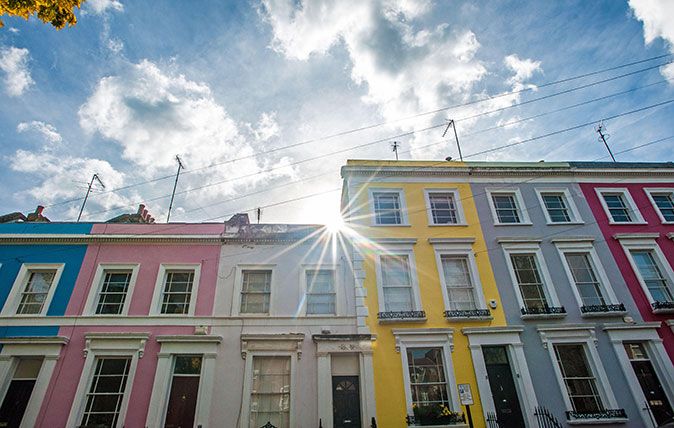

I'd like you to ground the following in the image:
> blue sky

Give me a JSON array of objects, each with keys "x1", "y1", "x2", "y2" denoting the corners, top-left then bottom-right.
[{"x1": 0, "y1": 0, "x2": 673, "y2": 224}]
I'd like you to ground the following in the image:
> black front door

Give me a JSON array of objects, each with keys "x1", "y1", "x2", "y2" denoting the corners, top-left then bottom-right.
[
  {"x1": 625, "y1": 343, "x2": 674, "y2": 425},
  {"x1": 483, "y1": 346, "x2": 525, "y2": 427},
  {"x1": 332, "y1": 376, "x2": 361, "y2": 428}
]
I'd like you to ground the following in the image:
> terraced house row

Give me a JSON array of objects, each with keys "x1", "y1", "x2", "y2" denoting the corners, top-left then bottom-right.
[{"x1": 0, "y1": 160, "x2": 673, "y2": 428}]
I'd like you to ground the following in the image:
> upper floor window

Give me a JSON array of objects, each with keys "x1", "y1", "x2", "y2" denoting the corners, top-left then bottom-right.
[
  {"x1": 370, "y1": 189, "x2": 407, "y2": 225},
  {"x1": 17, "y1": 270, "x2": 56, "y2": 315},
  {"x1": 1, "y1": 264, "x2": 64, "y2": 316},
  {"x1": 96, "y1": 270, "x2": 132, "y2": 315},
  {"x1": 425, "y1": 189, "x2": 464, "y2": 225},
  {"x1": 645, "y1": 188, "x2": 674, "y2": 223},
  {"x1": 487, "y1": 189, "x2": 530, "y2": 225},
  {"x1": 240, "y1": 270, "x2": 272, "y2": 314},
  {"x1": 161, "y1": 270, "x2": 195, "y2": 315},
  {"x1": 536, "y1": 188, "x2": 582, "y2": 224},
  {"x1": 596, "y1": 188, "x2": 644, "y2": 224},
  {"x1": 305, "y1": 269, "x2": 336, "y2": 315},
  {"x1": 631, "y1": 250, "x2": 673, "y2": 305},
  {"x1": 380, "y1": 255, "x2": 414, "y2": 312}
]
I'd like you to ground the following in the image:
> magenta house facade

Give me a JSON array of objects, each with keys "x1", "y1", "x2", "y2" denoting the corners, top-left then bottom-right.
[{"x1": 576, "y1": 162, "x2": 674, "y2": 363}]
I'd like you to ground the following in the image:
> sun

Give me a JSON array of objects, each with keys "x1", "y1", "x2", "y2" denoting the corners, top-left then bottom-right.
[{"x1": 324, "y1": 211, "x2": 345, "y2": 233}]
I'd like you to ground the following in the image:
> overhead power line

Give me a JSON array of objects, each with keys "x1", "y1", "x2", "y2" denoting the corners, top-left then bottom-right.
[{"x1": 43, "y1": 54, "x2": 671, "y2": 210}]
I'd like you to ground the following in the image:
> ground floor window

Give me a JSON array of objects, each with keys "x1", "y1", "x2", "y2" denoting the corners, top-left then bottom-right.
[
  {"x1": 249, "y1": 356, "x2": 290, "y2": 428},
  {"x1": 80, "y1": 357, "x2": 131, "y2": 428},
  {"x1": 553, "y1": 344, "x2": 603, "y2": 413},
  {"x1": 0, "y1": 358, "x2": 43, "y2": 427}
]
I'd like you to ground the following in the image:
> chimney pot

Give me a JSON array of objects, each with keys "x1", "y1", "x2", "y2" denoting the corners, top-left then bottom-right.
[
  {"x1": 35, "y1": 205, "x2": 44, "y2": 216},
  {"x1": 137, "y1": 204, "x2": 145, "y2": 215}
]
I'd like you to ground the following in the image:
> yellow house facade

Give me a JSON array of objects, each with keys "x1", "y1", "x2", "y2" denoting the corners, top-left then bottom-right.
[{"x1": 341, "y1": 160, "x2": 507, "y2": 428}]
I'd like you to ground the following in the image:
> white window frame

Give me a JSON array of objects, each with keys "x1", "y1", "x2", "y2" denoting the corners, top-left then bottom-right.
[
  {"x1": 150, "y1": 264, "x2": 201, "y2": 316},
  {"x1": 644, "y1": 188, "x2": 674, "y2": 224},
  {"x1": 463, "y1": 327, "x2": 538, "y2": 428},
  {"x1": 432, "y1": 242, "x2": 489, "y2": 318},
  {"x1": 66, "y1": 333, "x2": 148, "y2": 428},
  {"x1": 239, "y1": 334, "x2": 303, "y2": 428},
  {"x1": 0, "y1": 336, "x2": 67, "y2": 428},
  {"x1": 604, "y1": 324, "x2": 674, "y2": 427},
  {"x1": 535, "y1": 188, "x2": 583, "y2": 225},
  {"x1": 374, "y1": 246, "x2": 423, "y2": 320},
  {"x1": 300, "y1": 264, "x2": 340, "y2": 316},
  {"x1": 486, "y1": 188, "x2": 531, "y2": 225},
  {"x1": 1, "y1": 263, "x2": 64, "y2": 316},
  {"x1": 617, "y1": 237, "x2": 674, "y2": 314},
  {"x1": 501, "y1": 242, "x2": 563, "y2": 318},
  {"x1": 538, "y1": 326, "x2": 624, "y2": 424},
  {"x1": 232, "y1": 264, "x2": 276, "y2": 316},
  {"x1": 595, "y1": 188, "x2": 646, "y2": 224},
  {"x1": 423, "y1": 188, "x2": 466, "y2": 226},
  {"x1": 145, "y1": 335, "x2": 221, "y2": 428},
  {"x1": 392, "y1": 329, "x2": 461, "y2": 418},
  {"x1": 368, "y1": 188, "x2": 409, "y2": 226},
  {"x1": 84, "y1": 264, "x2": 140, "y2": 316},
  {"x1": 554, "y1": 241, "x2": 623, "y2": 316}
]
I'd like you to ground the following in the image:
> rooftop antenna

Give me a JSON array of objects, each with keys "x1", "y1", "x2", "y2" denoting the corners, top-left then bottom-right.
[
  {"x1": 391, "y1": 141, "x2": 400, "y2": 160},
  {"x1": 166, "y1": 155, "x2": 185, "y2": 222},
  {"x1": 77, "y1": 173, "x2": 105, "y2": 222},
  {"x1": 442, "y1": 119, "x2": 463, "y2": 161},
  {"x1": 256, "y1": 207, "x2": 262, "y2": 224},
  {"x1": 595, "y1": 121, "x2": 616, "y2": 162}
]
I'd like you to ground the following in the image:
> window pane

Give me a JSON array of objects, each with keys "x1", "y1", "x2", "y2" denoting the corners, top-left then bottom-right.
[
  {"x1": 306, "y1": 270, "x2": 336, "y2": 314},
  {"x1": 96, "y1": 271, "x2": 132, "y2": 315},
  {"x1": 381, "y1": 256, "x2": 411, "y2": 286},
  {"x1": 383, "y1": 287, "x2": 413, "y2": 311},
  {"x1": 80, "y1": 358, "x2": 131, "y2": 428},
  {"x1": 406, "y1": 348, "x2": 450, "y2": 409},
  {"x1": 441, "y1": 256, "x2": 476, "y2": 310},
  {"x1": 173, "y1": 356, "x2": 202, "y2": 375},
  {"x1": 542, "y1": 194, "x2": 571, "y2": 222},
  {"x1": 250, "y1": 357, "x2": 290, "y2": 428},
  {"x1": 492, "y1": 194, "x2": 521, "y2": 223},
  {"x1": 631, "y1": 251, "x2": 674, "y2": 302},
  {"x1": 565, "y1": 253, "x2": 605, "y2": 306},
  {"x1": 554, "y1": 344, "x2": 603, "y2": 413},
  {"x1": 511, "y1": 254, "x2": 548, "y2": 309},
  {"x1": 161, "y1": 270, "x2": 194, "y2": 315},
  {"x1": 429, "y1": 193, "x2": 458, "y2": 224},
  {"x1": 17, "y1": 270, "x2": 56, "y2": 315},
  {"x1": 241, "y1": 270, "x2": 272, "y2": 314},
  {"x1": 652, "y1": 193, "x2": 674, "y2": 221},
  {"x1": 373, "y1": 192, "x2": 402, "y2": 225},
  {"x1": 603, "y1": 194, "x2": 633, "y2": 222}
]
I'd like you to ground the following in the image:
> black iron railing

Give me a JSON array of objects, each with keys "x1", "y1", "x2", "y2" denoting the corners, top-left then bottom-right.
[
  {"x1": 444, "y1": 309, "x2": 491, "y2": 319},
  {"x1": 405, "y1": 412, "x2": 465, "y2": 426},
  {"x1": 260, "y1": 423, "x2": 277, "y2": 428},
  {"x1": 652, "y1": 300, "x2": 674, "y2": 310},
  {"x1": 580, "y1": 303, "x2": 626, "y2": 313},
  {"x1": 371, "y1": 416, "x2": 377, "y2": 428},
  {"x1": 534, "y1": 406, "x2": 563, "y2": 428},
  {"x1": 521, "y1": 305, "x2": 566, "y2": 316},
  {"x1": 565, "y1": 409, "x2": 627, "y2": 421},
  {"x1": 378, "y1": 310, "x2": 426, "y2": 320},
  {"x1": 486, "y1": 411, "x2": 500, "y2": 428}
]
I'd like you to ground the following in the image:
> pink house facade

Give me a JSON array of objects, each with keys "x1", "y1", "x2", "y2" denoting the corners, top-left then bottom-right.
[{"x1": 576, "y1": 162, "x2": 674, "y2": 362}]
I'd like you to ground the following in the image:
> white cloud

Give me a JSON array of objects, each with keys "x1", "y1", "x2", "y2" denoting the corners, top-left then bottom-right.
[
  {"x1": 629, "y1": 0, "x2": 674, "y2": 80},
  {"x1": 504, "y1": 54, "x2": 542, "y2": 86},
  {"x1": 78, "y1": 59, "x2": 295, "y2": 207},
  {"x1": 253, "y1": 112, "x2": 281, "y2": 142},
  {"x1": 0, "y1": 46, "x2": 34, "y2": 96},
  {"x1": 9, "y1": 150, "x2": 132, "y2": 219},
  {"x1": 17, "y1": 121, "x2": 63, "y2": 146},
  {"x1": 8, "y1": 27, "x2": 19, "y2": 34},
  {"x1": 86, "y1": 0, "x2": 124, "y2": 14}
]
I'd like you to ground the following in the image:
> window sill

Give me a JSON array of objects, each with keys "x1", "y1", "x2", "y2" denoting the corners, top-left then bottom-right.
[
  {"x1": 444, "y1": 309, "x2": 492, "y2": 321},
  {"x1": 567, "y1": 418, "x2": 627, "y2": 425},
  {"x1": 378, "y1": 317, "x2": 427, "y2": 324},
  {"x1": 580, "y1": 311, "x2": 627, "y2": 318},
  {"x1": 545, "y1": 221, "x2": 585, "y2": 226},
  {"x1": 607, "y1": 221, "x2": 648, "y2": 226},
  {"x1": 652, "y1": 308, "x2": 674, "y2": 315},
  {"x1": 428, "y1": 223, "x2": 468, "y2": 227},
  {"x1": 494, "y1": 222, "x2": 533, "y2": 226},
  {"x1": 445, "y1": 316, "x2": 492, "y2": 322},
  {"x1": 651, "y1": 301, "x2": 674, "y2": 314},
  {"x1": 521, "y1": 313, "x2": 566, "y2": 320},
  {"x1": 371, "y1": 223, "x2": 411, "y2": 227}
]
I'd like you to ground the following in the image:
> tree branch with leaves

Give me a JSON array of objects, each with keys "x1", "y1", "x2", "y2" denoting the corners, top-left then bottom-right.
[{"x1": 1, "y1": 0, "x2": 85, "y2": 29}]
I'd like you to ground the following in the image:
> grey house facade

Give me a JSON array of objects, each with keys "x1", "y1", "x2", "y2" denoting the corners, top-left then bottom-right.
[{"x1": 463, "y1": 162, "x2": 674, "y2": 427}]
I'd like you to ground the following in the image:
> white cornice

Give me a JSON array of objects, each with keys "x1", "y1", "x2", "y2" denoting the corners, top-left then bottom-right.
[
  {"x1": 613, "y1": 233, "x2": 660, "y2": 241},
  {"x1": 155, "y1": 335, "x2": 222, "y2": 344},
  {"x1": 550, "y1": 236, "x2": 595, "y2": 243},
  {"x1": 0, "y1": 233, "x2": 322, "y2": 245},
  {"x1": 602, "y1": 322, "x2": 661, "y2": 331},
  {"x1": 496, "y1": 237, "x2": 543, "y2": 244},
  {"x1": 462, "y1": 326, "x2": 524, "y2": 335},
  {"x1": 0, "y1": 336, "x2": 69, "y2": 345},
  {"x1": 428, "y1": 237, "x2": 475, "y2": 245},
  {"x1": 370, "y1": 237, "x2": 417, "y2": 245}
]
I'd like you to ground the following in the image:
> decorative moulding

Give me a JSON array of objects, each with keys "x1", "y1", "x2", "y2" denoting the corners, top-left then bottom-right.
[
  {"x1": 612, "y1": 233, "x2": 660, "y2": 241},
  {"x1": 428, "y1": 237, "x2": 475, "y2": 245},
  {"x1": 550, "y1": 236, "x2": 595, "y2": 243},
  {"x1": 0, "y1": 336, "x2": 69, "y2": 346},
  {"x1": 83, "y1": 332, "x2": 149, "y2": 358},
  {"x1": 537, "y1": 325, "x2": 597, "y2": 349},
  {"x1": 240, "y1": 333, "x2": 305, "y2": 360},
  {"x1": 391, "y1": 328, "x2": 454, "y2": 353}
]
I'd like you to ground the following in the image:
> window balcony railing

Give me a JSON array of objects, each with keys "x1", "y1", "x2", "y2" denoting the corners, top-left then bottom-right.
[
  {"x1": 378, "y1": 310, "x2": 426, "y2": 320},
  {"x1": 520, "y1": 304, "x2": 566, "y2": 316},
  {"x1": 444, "y1": 309, "x2": 491, "y2": 319},
  {"x1": 651, "y1": 300, "x2": 674, "y2": 311},
  {"x1": 406, "y1": 411, "x2": 465, "y2": 426},
  {"x1": 580, "y1": 303, "x2": 626, "y2": 314},
  {"x1": 565, "y1": 409, "x2": 627, "y2": 421}
]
